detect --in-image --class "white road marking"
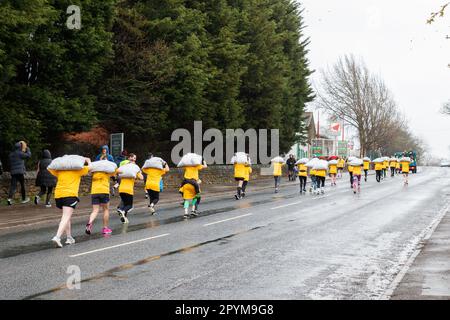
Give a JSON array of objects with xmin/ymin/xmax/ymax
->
[
  {"xmin": 271, "ymin": 201, "xmax": 303, "ymax": 210},
  {"xmin": 69, "ymin": 233, "xmax": 170, "ymax": 258},
  {"xmin": 203, "ymin": 213, "xmax": 253, "ymax": 227}
]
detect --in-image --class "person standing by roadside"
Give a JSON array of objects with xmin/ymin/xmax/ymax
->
[
  {"xmin": 286, "ymin": 154, "xmax": 297, "ymax": 181},
  {"xmin": 7, "ymin": 141, "xmax": 31, "ymax": 205},
  {"xmin": 34, "ymin": 150, "xmax": 57, "ymax": 208}
]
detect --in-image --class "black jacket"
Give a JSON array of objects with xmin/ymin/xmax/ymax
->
[
  {"xmin": 8, "ymin": 142, "xmax": 31, "ymax": 175},
  {"xmin": 36, "ymin": 150, "xmax": 56, "ymax": 187},
  {"xmin": 286, "ymin": 158, "xmax": 296, "ymax": 170}
]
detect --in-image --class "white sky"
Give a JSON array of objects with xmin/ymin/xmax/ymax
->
[{"xmin": 299, "ymin": 0, "xmax": 450, "ymax": 158}]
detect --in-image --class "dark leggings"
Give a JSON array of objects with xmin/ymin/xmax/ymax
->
[
  {"xmin": 349, "ymin": 172, "xmax": 353, "ymax": 186},
  {"xmin": 9, "ymin": 174, "xmax": 26, "ymax": 200},
  {"xmin": 317, "ymin": 176, "xmax": 325, "ymax": 188},
  {"xmin": 147, "ymin": 189, "xmax": 160, "ymax": 206},
  {"xmin": 391, "ymin": 167, "xmax": 395, "ymax": 177},
  {"xmin": 181, "ymin": 179, "xmax": 200, "ymax": 194},
  {"xmin": 242, "ymin": 180, "xmax": 248, "ymax": 192},
  {"xmin": 376, "ymin": 170, "xmax": 382, "ymax": 182},
  {"xmin": 299, "ymin": 176, "xmax": 307, "ymax": 190},
  {"xmin": 119, "ymin": 193, "xmax": 133, "ymax": 213},
  {"xmin": 364, "ymin": 170, "xmax": 368, "ymax": 180},
  {"xmin": 38, "ymin": 186, "xmax": 53, "ymax": 204},
  {"xmin": 274, "ymin": 176, "xmax": 281, "ymax": 188}
]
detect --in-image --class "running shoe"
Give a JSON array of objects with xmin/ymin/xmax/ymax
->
[
  {"xmin": 65, "ymin": 236, "xmax": 76, "ymax": 245},
  {"xmin": 234, "ymin": 194, "xmax": 240, "ymax": 200},
  {"xmin": 7, "ymin": 199, "xmax": 12, "ymax": 206},
  {"xmin": 117, "ymin": 208, "xmax": 126, "ymax": 222},
  {"xmin": 183, "ymin": 214, "xmax": 190, "ymax": 219},
  {"xmin": 190, "ymin": 210, "xmax": 198, "ymax": 217},
  {"xmin": 241, "ymin": 192, "xmax": 246, "ymax": 198},
  {"xmin": 45, "ymin": 202, "xmax": 52, "ymax": 208},
  {"xmin": 51, "ymin": 236, "xmax": 63, "ymax": 248},
  {"xmin": 21, "ymin": 197, "xmax": 30, "ymax": 204},
  {"xmin": 34, "ymin": 195, "xmax": 40, "ymax": 205},
  {"xmin": 102, "ymin": 227, "xmax": 112, "ymax": 234},
  {"xmin": 85, "ymin": 223, "xmax": 93, "ymax": 235},
  {"xmin": 149, "ymin": 206, "xmax": 156, "ymax": 215}
]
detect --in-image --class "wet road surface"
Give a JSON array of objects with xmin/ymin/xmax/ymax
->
[{"xmin": 1, "ymin": 167, "xmax": 449, "ymax": 300}]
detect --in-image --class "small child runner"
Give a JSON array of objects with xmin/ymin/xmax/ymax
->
[
  {"xmin": 179, "ymin": 182, "xmax": 201, "ymax": 218},
  {"xmin": 48, "ymin": 157, "xmax": 91, "ymax": 248},
  {"xmin": 117, "ymin": 154, "xmax": 144, "ymax": 223},
  {"xmin": 273, "ymin": 159, "xmax": 284, "ymax": 193},
  {"xmin": 234, "ymin": 161, "xmax": 247, "ymax": 200},
  {"xmin": 142, "ymin": 160, "xmax": 169, "ymax": 215}
]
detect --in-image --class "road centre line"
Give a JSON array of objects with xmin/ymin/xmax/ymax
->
[
  {"xmin": 203, "ymin": 213, "xmax": 253, "ymax": 227},
  {"xmin": 69, "ymin": 233, "xmax": 170, "ymax": 258}
]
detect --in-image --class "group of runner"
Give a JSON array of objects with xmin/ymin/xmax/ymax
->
[{"xmin": 268, "ymin": 154, "xmax": 413, "ymax": 197}]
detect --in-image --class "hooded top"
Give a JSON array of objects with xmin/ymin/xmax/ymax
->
[
  {"xmin": 95, "ymin": 145, "xmax": 115, "ymax": 162},
  {"xmin": 36, "ymin": 149, "xmax": 56, "ymax": 187},
  {"xmin": 8, "ymin": 142, "xmax": 31, "ymax": 175}
]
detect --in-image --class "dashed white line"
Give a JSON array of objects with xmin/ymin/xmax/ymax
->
[
  {"xmin": 69, "ymin": 233, "xmax": 170, "ymax": 258},
  {"xmin": 203, "ymin": 213, "xmax": 253, "ymax": 227}
]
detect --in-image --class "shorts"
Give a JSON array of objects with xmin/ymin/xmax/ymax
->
[
  {"xmin": 234, "ymin": 177, "xmax": 245, "ymax": 181},
  {"xmin": 55, "ymin": 197, "xmax": 80, "ymax": 210},
  {"xmin": 402, "ymin": 171, "xmax": 409, "ymax": 175},
  {"xmin": 91, "ymin": 194, "xmax": 110, "ymax": 205}
]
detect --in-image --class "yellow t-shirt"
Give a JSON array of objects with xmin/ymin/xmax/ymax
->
[
  {"xmin": 315, "ymin": 169, "xmax": 327, "ymax": 177},
  {"xmin": 119, "ymin": 172, "xmax": 143, "ymax": 195},
  {"xmin": 383, "ymin": 161, "xmax": 388, "ymax": 169},
  {"xmin": 243, "ymin": 166, "xmax": 252, "ymax": 182},
  {"xmin": 329, "ymin": 165, "xmax": 337, "ymax": 174},
  {"xmin": 179, "ymin": 184, "xmax": 196, "ymax": 200},
  {"xmin": 273, "ymin": 163, "xmax": 283, "ymax": 176},
  {"xmin": 390, "ymin": 161, "xmax": 397, "ymax": 168},
  {"xmin": 91, "ymin": 172, "xmax": 115, "ymax": 195},
  {"xmin": 297, "ymin": 164, "xmax": 307, "ymax": 177},
  {"xmin": 353, "ymin": 165, "xmax": 362, "ymax": 175},
  {"xmin": 310, "ymin": 169, "xmax": 316, "ymax": 176},
  {"xmin": 184, "ymin": 165, "xmax": 203, "ymax": 180},
  {"xmin": 234, "ymin": 163, "xmax": 247, "ymax": 179},
  {"xmin": 347, "ymin": 165, "xmax": 354, "ymax": 173},
  {"xmin": 396, "ymin": 162, "xmax": 400, "ymax": 169},
  {"xmin": 143, "ymin": 168, "xmax": 166, "ymax": 192},
  {"xmin": 363, "ymin": 161, "xmax": 370, "ymax": 170},
  {"xmin": 49, "ymin": 167, "xmax": 89, "ymax": 199},
  {"xmin": 337, "ymin": 159, "xmax": 345, "ymax": 168},
  {"xmin": 401, "ymin": 162, "xmax": 410, "ymax": 173},
  {"xmin": 375, "ymin": 163, "xmax": 383, "ymax": 171}
]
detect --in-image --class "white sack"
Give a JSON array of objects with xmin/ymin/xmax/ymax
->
[
  {"xmin": 143, "ymin": 157, "xmax": 166, "ymax": 170},
  {"xmin": 373, "ymin": 158, "xmax": 383, "ymax": 163},
  {"xmin": 231, "ymin": 152, "xmax": 250, "ymax": 165},
  {"xmin": 313, "ymin": 160, "xmax": 329, "ymax": 170},
  {"xmin": 295, "ymin": 158, "xmax": 309, "ymax": 165},
  {"xmin": 118, "ymin": 163, "xmax": 141, "ymax": 178},
  {"xmin": 48, "ymin": 155, "xmax": 86, "ymax": 171},
  {"xmin": 349, "ymin": 158, "xmax": 363, "ymax": 166},
  {"xmin": 271, "ymin": 156, "xmax": 285, "ymax": 163},
  {"xmin": 177, "ymin": 153, "xmax": 203, "ymax": 168},
  {"xmin": 400, "ymin": 157, "xmax": 411, "ymax": 162},
  {"xmin": 328, "ymin": 160, "xmax": 338, "ymax": 165},
  {"xmin": 89, "ymin": 160, "xmax": 117, "ymax": 173},
  {"xmin": 305, "ymin": 158, "xmax": 319, "ymax": 168},
  {"xmin": 363, "ymin": 157, "xmax": 371, "ymax": 162}
]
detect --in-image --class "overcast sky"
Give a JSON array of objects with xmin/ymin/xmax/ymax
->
[{"xmin": 299, "ymin": 0, "xmax": 450, "ymax": 158}]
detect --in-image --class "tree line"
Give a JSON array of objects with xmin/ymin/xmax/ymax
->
[
  {"xmin": 317, "ymin": 55, "xmax": 426, "ymax": 161},
  {"xmin": 0, "ymin": 0, "xmax": 314, "ymax": 167}
]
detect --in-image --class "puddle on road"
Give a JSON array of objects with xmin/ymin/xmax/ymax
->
[{"xmin": 23, "ymin": 225, "xmax": 266, "ymax": 300}]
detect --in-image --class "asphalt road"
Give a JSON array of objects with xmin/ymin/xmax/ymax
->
[{"xmin": 1, "ymin": 167, "xmax": 449, "ymax": 300}]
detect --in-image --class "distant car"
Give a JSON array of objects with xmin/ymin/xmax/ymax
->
[{"xmin": 440, "ymin": 160, "xmax": 450, "ymax": 167}]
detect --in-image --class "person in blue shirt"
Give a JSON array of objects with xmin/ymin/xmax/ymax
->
[{"xmin": 95, "ymin": 145, "xmax": 115, "ymax": 162}]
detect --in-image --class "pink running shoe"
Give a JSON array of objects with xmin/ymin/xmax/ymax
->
[{"xmin": 102, "ymin": 227, "xmax": 112, "ymax": 234}]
